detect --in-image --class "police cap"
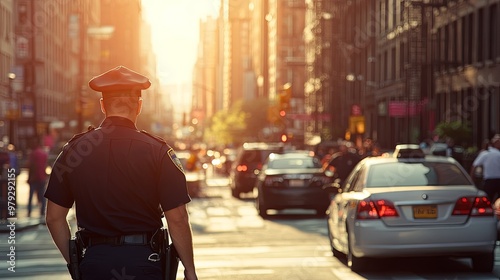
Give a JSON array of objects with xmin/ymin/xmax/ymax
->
[{"xmin": 88, "ymin": 66, "xmax": 151, "ymax": 98}]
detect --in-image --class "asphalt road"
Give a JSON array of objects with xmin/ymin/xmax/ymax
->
[{"xmin": 2, "ymin": 169, "xmax": 500, "ymax": 279}]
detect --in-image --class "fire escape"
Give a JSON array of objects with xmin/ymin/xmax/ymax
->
[{"xmin": 402, "ymin": 0, "xmax": 448, "ymax": 143}]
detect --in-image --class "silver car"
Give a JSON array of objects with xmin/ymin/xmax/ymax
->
[{"xmin": 326, "ymin": 146, "xmax": 497, "ymax": 272}]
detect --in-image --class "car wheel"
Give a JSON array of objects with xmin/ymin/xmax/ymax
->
[
  {"xmin": 347, "ymin": 230, "xmax": 368, "ymax": 272},
  {"xmin": 471, "ymin": 251, "xmax": 494, "ymax": 272},
  {"xmin": 327, "ymin": 219, "xmax": 342, "ymax": 259},
  {"xmin": 256, "ymin": 192, "xmax": 268, "ymax": 218},
  {"xmin": 231, "ymin": 187, "xmax": 240, "ymax": 199}
]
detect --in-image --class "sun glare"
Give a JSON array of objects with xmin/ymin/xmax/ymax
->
[{"xmin": 142, "ymin": 0, "xmax": 219, "ymax": 84}]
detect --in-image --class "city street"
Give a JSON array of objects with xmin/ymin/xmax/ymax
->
[{"xmin": 2, "ymin": 168, "xmax": 500, "ymax": 279}]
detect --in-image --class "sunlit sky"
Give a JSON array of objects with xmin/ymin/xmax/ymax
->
[{"xmin": 142, "ymin": 0, "xmax": 219, "ymax": 85}]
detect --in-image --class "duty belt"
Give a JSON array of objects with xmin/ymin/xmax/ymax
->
[{"xmin": 87, "ymin": 233, "xmax": 152, "ymax": 247}]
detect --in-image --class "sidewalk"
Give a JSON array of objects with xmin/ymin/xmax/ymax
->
[{"xmin": 0, "ymin": 168, "xmax": 46, "ymax": 233}]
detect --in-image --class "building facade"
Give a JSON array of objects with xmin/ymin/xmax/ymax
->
[
  {"xmin": 2, "ymin": 0, "xmax": 159, "ymax": 154},
  {"xmin": 306, "ymin": 0, "xmax": 499, "ymax": 149},
  {"xmin": 0, "ymin": 0, "xmax": 16, "ymax": 146}
]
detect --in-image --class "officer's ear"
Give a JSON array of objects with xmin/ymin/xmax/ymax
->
[
  {"xmin": 136, "ymin": 98, "xmax": 143, "ymax": 115},
  {"xmin": 99, "ymin": 98, "xmax": 106, "ymax": 114}
]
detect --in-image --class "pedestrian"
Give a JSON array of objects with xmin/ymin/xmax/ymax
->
[
  {"xmin": 7, "ymin": 144, "xmax": 20, "ymax": 175},
  {"xmin": 469, "ymin": 138, "xmax": 491, "ymax": 188},
  {"xmin": 44, "ymin": 66, "xmax": 198, "ymax": 280},
  {"xmin": 26, "ymin": 138, "xmax": 48, "ymax": 218},
  {"xmin": 324, "ymin": 141, "xmax": 361, "ymax": 183},
  {"xmin": 470, "ymin": 134, "xmax": 500, "ymax": 202},
  {"xmin": 493, "ymin": 198, "xmax": 500, "ymax": 240}
]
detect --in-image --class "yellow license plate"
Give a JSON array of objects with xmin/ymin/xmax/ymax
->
[{"xmin": 413, "ymin": 205, "xmax": 437, "ymax": 219}]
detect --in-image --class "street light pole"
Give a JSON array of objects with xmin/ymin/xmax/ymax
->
[{"xmin": 7, "ymin": 73, "xmax": 16, "ymax": 146}]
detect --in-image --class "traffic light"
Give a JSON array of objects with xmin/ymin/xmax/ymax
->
[{"xmin": 280, "ymin": 133, "xmax": 288, "ymax": 142}]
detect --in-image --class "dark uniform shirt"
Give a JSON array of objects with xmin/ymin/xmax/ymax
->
[{"xmin": 45, "ymin": 116, "xmax": 191, "ymax": 236}]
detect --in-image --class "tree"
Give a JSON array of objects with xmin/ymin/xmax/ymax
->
[
  {"xmin": 204, "ymin": 98, "xmax": 272, "ymax": 146},
  {"xmin": 434, "ymin": 121, "xmax": 472, "ymax": 146},
  {"xmin": 204, "ymin": 107, "xmax": 246, "ymax": 146},
  {"xmin": 240, "ymin": 97, "xmax": 271, "ymax": 138}
]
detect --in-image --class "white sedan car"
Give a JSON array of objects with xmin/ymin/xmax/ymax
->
[{"xmin": 326, "ymin": 148, "xmax": 497, "ymax": 272}]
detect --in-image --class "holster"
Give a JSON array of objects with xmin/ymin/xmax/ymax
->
[
  {"xmin": 68, "ymin": 232, "xmax": 84, "ymax": 280},
  {"xmin": 153, "ymin": 228, "xmax": 180, "ymax": 280}
]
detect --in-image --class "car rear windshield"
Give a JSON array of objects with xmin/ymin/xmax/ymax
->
[
  {"xmin": 366, "ymin": 162, "xmax": 471, "ymax": 187},
  {"xmin": 268, "ymin": 157, "xmax": 322, "ymax": 169},
  {"xmin": 240, "ymin": 150, "xmax": 277, "ymax": 165}
]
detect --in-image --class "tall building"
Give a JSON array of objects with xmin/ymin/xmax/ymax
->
[
  {"xmin": 268, "ymin": 0, "xmax": 307, "ymax": 145},
  {"xmin": 431, "ymin": 1, "xmax": 500, "ymax": 147},
  {"xmin": 9, "ymin": 0, "xmax": 102, "ymax": 151},
  {"xmin": 0, "ymin": 0, "xmax": 16, "ymax": 145},
  {"xmin": 4, "ymin": 0, "xmax": 160, "ymax": 154},
  {"xmin": 193, "ymin": 17, "xmax": 219, "ymax": 128},
  {"xmin": 306, "ymin": 0, "xmax": 499, "ymax": 149},
  {"xmin": 220, "ymin": 0, "xmax": 253, "ymax": 110}
]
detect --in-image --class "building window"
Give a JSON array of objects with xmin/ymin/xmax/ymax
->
[
  {"xmin": 392, "ymin": 0, "xmax": 397, "ymax": 28},
  {"xmin": 467, "ymin": 13, "xmax": 473, "ymax": 65},
  {"xmin": 488, "ymin": 4, "xmax": 497, "ymax": 60},
  {"xmin": 444, "ymin": 25, "xmax": 449, "ymax": 70},
  {"xmin": 461, "ymin": 17, "xmax": 466, "ymax": 66},
  {"xmin": 400, "ymin": 0, "xmax": 404, "ymax": 22},
  {"xmin": 438, "ymin": 27, "xmax": 446, "ymax": 71},
  {"xmin": 477, "ymin": 8, "xmax": 484, "ymax": 63},
  {"xmin": 452, "ymin": 21, "xmax": 458, "ymax": 68},
  {"xmin": 391, "ymin": 47, "xmax": 396, "ymax": 81},
  {"xmin": 385, "ymin": 0, "xmax": 389, "ymax": 32},
  {"xmin": 400, "ymin": 42, "xmax": 405, "ymax": 78},
  {"xmin": 384, "ymin": 51, "xmax": 388, "ymax": 82}
]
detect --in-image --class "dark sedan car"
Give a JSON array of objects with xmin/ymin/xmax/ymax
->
[
  {"xmin": 229, "ymin": 142, "xmax": 284, "ymax": 198},
  {"xmin": 255, "ymin": 152, "xmax": 334, "ymax": 217}
]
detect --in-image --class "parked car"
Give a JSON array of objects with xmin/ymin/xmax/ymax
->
[
  {"xmin": 255, "ymin": 152, "xmax": 334, "ymax": 217},
  {"xmin": 325, "ymin": 145, "xmax": 497, "ymax": 272},
  {"xmin": 176, "ymin": 150, "xmax": 205, "ymax": 198},
  {"xmin": 229, "ymin": 142, "xmax": 284, "ymax": 198}
]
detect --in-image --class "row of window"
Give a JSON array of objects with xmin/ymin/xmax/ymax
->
[
  {"xmin": 375, "ymin": 3, "xmax": 499, "ymax": 85},
  {"xmin": 434, "ymin": 4, "xmax": 499, "ymax": 71}
]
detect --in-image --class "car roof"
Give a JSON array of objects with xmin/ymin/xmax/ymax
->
[
  {"xmin": 360, "ymin": 154, "xmax": 460, "ymax": 167},
  {"xmin": 267, "ymin": 152, "xmax": 314, "ymax": 160},
  {"xmin": 241, "ymin": 142, "xmax": 284, "ymax": 150}
]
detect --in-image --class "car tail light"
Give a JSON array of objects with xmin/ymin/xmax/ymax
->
[
  {"xmin": 236, "ymin": 165, "xmax": 248, "ymax": 172},
  {"xmin": 356, "ymin": 199, "xmax": 399, "ymax": 219},
  {"xmin": 452, "ymin": 196, "xmax": 493, "ymax": 216},
  {"xmin": 264, "ymin": 177, "xmax": 284, "ymax": 186}
]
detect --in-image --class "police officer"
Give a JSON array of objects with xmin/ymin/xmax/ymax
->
[
  {"xmin": 324, "ymin": 141, "xmax": 361, "ymax": 183},
  {"xmin": 44, "ymin": 66, "xmax": 198, "ymax": 280},
  {"xmin": 472, "ymin": 134, "xmax": 500, "ymax": 202}
]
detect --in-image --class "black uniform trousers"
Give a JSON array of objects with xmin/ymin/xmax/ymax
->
[
  {"xmin": 483, "ymin": 178, "xmax": 500, "ymax": 203},
  {"xmin": 80, "ymin": 244, "xmax": 162, "ymax": 280}
]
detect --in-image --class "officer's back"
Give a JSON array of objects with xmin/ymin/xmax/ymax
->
[{"xmin": 44, "ymin": 66, "xmax": 198, "ymax": 280}]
